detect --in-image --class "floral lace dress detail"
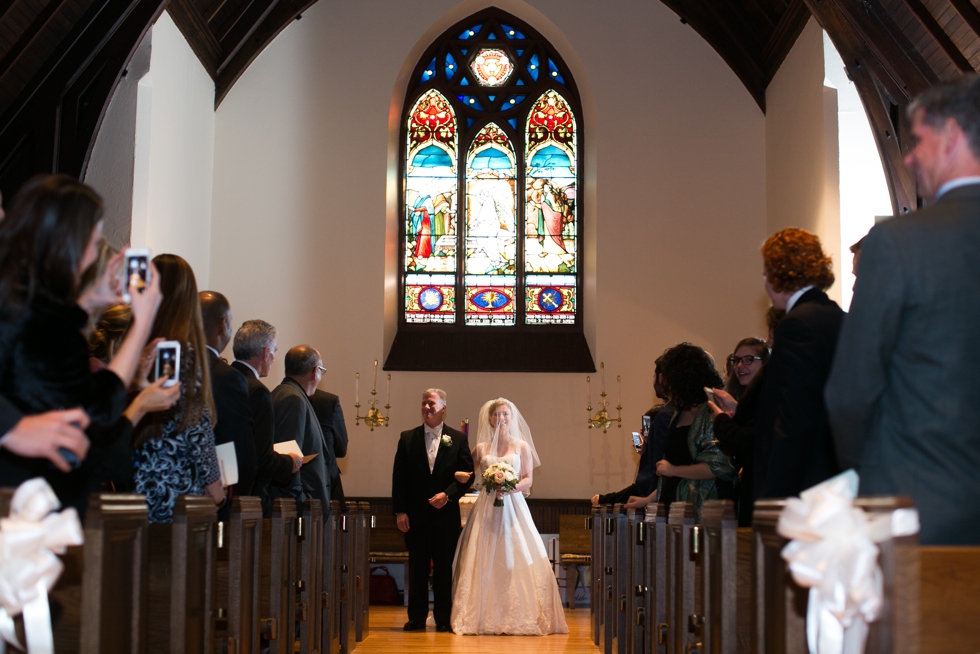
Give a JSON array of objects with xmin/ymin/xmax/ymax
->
[{"xmin": 451, "ymin": 453, "xmax": 568, "ymax": 635}]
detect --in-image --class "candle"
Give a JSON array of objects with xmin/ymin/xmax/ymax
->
[
  {"xmin": 386, "ymin": 374, "xmax": 391, "ymax": 406},
  {"xmin": 373, "ymin": 360, "xmax": 379, "ymax": 399},
  {"xmin": 617, "ymin": 375, "xmax": 622, "ymax": 407},
  {"xmin": 355, "ymin": 372, "xmax": 359, "ymax": 406},
  {"xmin": 586, "ymin": 375, "xmax": 591, "ymax": 409}
]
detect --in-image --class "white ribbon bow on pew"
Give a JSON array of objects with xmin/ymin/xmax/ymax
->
[
  {"xmin": 776, "ymin": 470, "xmax": 919, "ymax": 654},
  {"xmin": 0, "ymin": 478, "xmax": 83, "ymax": 654}
]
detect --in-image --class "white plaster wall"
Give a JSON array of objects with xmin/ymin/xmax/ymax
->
[
  {"xmin": 210, "ymin": 0, "xmax": 768, "ymax": 498},
  {"xmin": 129, "ymin": 12, "xmax": 216, "ymax": 287},
  {"xmin": 765, "ymin": 18, "xmax": 842, "ymax": 304}
]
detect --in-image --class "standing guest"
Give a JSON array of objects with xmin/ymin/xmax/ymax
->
[
  {"xmin": 133, "ymin": 254, "xmax": 224, "ymax": 523},
  {"xmin": 849, "ymin": 236, "xmax": 865, "ymax": 277},
  {"xmin": 309, "ymin": 388, "xmax": 349, "ymax": 505},
  {"xmin": 709, "ymin": 337, "xmax": 770, "ymax": 526},
  {"xmin": 826, "ymin": 76, "xmax": 980, "ymax": 545},
  {"xmin": 592, "ymin": 356, "xmax": 672, "ymax": 506},
  {"xmin": 199, "ymin": 291, "xmax": 258, "ymax": 504},
  {"xmin": 0, "ymin": 175, "xmax": 162, "ymax": 509},
  {"xmin": 272, "ymin": 346, "xmax": 332, "ymax": 506},
  {"xmin": 392, "ymin": 389, "xmax": 473, "ymax": 632},
  {"xmin": 723, "ymin": 338, "xmax": 769, "ymax": 402},
  {"xmin": 231, "ymin": 320, "xmax": 301, "ymax": 517},
  {"xmin": 756, "ymin": 228, "xmax": 843, "ymax": 499}
]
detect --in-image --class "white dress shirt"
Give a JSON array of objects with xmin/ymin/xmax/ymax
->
[
  {"xmin": 936, "ymin": 176, "xmax": 980, "ymax": 199},
  {"xmin": 236, "ymin": 360, "xmax": 260, "ymax": 379},
  {"xmin": 424, "ymin": 422, "xmax": 443, "ymax": 473},
  {"xmin": 786, "ymin": 285, "xmax": 815, "ymax": 314}
]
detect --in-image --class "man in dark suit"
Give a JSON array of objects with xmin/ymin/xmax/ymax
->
[
  {"xmin": 230, "ymin": 319, "xmax": 301, "ymax": 517},
  {"xmin": 272, "ymin": 346, "xmax": 333, "ymax": 506},
  {"xmin": 755, "ymin": 228, "xmax": 844, "ymax": 499},
  {"xmin": 200, "ymin": 291, "xmax": 256, "ymax": 511},
  {"xmin": 826, "ymin": 76, "xmax": 980, "ymax": 545},
  {"xmin": 309, "ymin": 389, "xmax": 348, "ymax": 504},
  {"xmin": 392, "ymin": 389, "xmax": 473, "ymax": 632}
]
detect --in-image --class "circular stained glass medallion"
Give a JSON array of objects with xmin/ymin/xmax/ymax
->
[
  {"xmin": 419, "ymin": 287, "xmax": 444, "ymax": 311},
  {"xmin": 537, "ymin": 287, "xmax": 564, "ymax": 312},
  {"xmin": 470, "ymin": 48, "xmax": 514, "ymax": 87},
  {"xmin": 469, "ymin": 288, "xmax": 512, "ymax": 310}
]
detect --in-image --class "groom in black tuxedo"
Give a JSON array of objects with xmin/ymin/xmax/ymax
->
[{"xmin": 392, "ymin": 389, "xmax": 473, "ymax": 632}]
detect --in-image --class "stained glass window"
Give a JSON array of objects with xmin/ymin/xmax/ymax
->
[{"xmin": 398, "ymin": 10, "xmax": 583, "ymax": 343}]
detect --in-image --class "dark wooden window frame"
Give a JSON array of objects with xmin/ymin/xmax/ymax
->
[{"xmin": 385, "ymin": 8, "xmax": 595, "ymax": 373}]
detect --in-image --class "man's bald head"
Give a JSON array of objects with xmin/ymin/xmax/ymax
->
[
  {"xmin": 284, "ymin": 345, "xmax": 324, "ymax": 396},
  {"xmin": 199, "ymin": 291, "xmax": 232, "ymax": 352}
]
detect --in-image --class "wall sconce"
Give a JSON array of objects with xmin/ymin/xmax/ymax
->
[
  {"xmin": 586, "ymin": 362, "xmax": 622, "ymax": 433},
  {"xmin": 355, "ymin": 360, "xmax": 390, "ymax": 431}
]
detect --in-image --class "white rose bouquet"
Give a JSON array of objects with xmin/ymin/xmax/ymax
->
[{"xmin": 482, "ymin": 461, "xmax": 519, "ymax": 507}]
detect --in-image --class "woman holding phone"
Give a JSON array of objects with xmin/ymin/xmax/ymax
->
[
  {"xmin": 132, "ymin": 254, "xmax": 223, "ymax": 523},
  {"xmin": 0, "ymin": 175, "xmax": 162, "ymax": 510}
]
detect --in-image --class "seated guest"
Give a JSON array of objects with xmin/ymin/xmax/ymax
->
[
  {"xmin": 200, "ymin": 291, "xmax": 258, "ymax": 507},
  {"xmin": 133, "ymin": 254, "xmax": 224, "ymax": 523},
  {"xmin": 592, "ymin": 356, "xmax": 672, "ymax": 506},
  {"xmin": 0, "ymin": 175, "xmax": 162, "ymax": 508},
  {"xmin": 724, "ymin": 337, "xmax": 769, "ymax": 402},
  {"xmin": 231, "ymin": 320, "xmax": 301, "ymax": 516},
  {"xmin": 309, "ymin": 387, "xmax": 349, "ymax": 505},
  {"xmin": 756, "ymin": 228, "xmax": 843, "ymax": 499},
  {"xmin": 709, "ymin": 336, "xmax": 770, "ymax": 526},
  {"xmin": 272, "ymin": 346, "xmax": 333, "ymax": 506},
  {"xmin": 627, "ymin": 344, "xmax": 736, "ymax": 523}
]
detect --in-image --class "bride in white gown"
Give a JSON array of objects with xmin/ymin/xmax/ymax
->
[{"xmin": 450, "ymin": 398, "xmax": 568, "ymax": 635}]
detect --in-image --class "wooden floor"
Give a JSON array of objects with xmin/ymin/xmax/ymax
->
[{"xmin": 356, "ymin": 605, "xmax": 598, "ymax": 653}]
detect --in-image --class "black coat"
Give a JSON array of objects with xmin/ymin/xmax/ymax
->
[
  {"xmin": 714, "ymin": 367, "xmax": 764, "ymax": 526},
  {"xmin": 208, "ymin": 349, "xmax": 257, "ymax": 495},
  {"xmin": 230, "ymin": 361, "xmax": 294, "ymax": 515},
  {"xmin": 755, "ymin": 289, "xmax": 844, "ymax": 499},
  {"xmin": 392, "ymin": 424, "xmax": 473, "ymax": 528},
  {"xmin": 308, "ymin": 389, "xmax": 349, "ymax": 496},
  {"xmin": 0, "ymin": 296, "xmax": 127, "ymax": 508}
]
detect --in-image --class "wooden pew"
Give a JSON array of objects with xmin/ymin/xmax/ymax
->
[
  {"xmin": 214, "ymin": 496, "xmax": 263, "ymax": 654},
  {"xmin": 753, "ymin": 497, "xmax": 921, "ymax": 654},
  {"xmin": 0, "ymin": 491, "xmax": 151, "ymax": 654},
  {"xmin": 666, "ymin": 502, "xmax": 699, "ymax": 654},
  {"xmin": 591, "ymin": 505, "xmax": 602, "ymax": 646},
  {"xmin": 330, "ymin": 500, "xmax": 354, "ymax": 654},
  {"xmin": 322, "ymin": 502, "xmax": 340, "ymax": 654},
  {"xmin": 354, "ymin": 500, "xmax": 372, "ymax": 641},
  {"xmin": 259, "ymin": 498, "xmax": 298, "ymax": 654},
  {"xmin": 297, "ymin": 499, "xmax": 324, "ymax": 654},
  {"xmin": 920, "ymin": 546, "xmax": 980, "ymax": 653},
  {"xmin": 147, "ymin": 495, "xmax": 217, "ymax": 654},
  {"xmin": 558, "ymin": 514, "xmax": 591, "ymax": 609},
  {"xmin": 612, "ymin": 505, "xmax": 630, "ymax": 653},
  {"xmin": 599, "ymin": 504, "xmax": 619, "ymax": 653},
  {"xmin": 700, "ymin": 499, "xmax": 754, "ymax": 654},
  {"xmin": 625, "ymin": 508, "xmax": 646, "ymax": 654},
  {"xmin": 643, "ymin": 503, "xmax": 669, "ymax": 654}
]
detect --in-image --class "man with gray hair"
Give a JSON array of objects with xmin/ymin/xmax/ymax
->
[
  {"xmin": 826, "ymin": 75, "xmax": 980, "ymax": 545},
  {"xmin": 272, "ymin": 345, "xmax": 333, "ymax": 507},
  {"xmin": 231, "ymin": 320, "xmax": 301, "ymax": 517}
]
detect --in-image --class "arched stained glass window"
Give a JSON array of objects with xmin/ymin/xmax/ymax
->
[{"xmin": 387, "ymin": 9, "xmax": 593, "ymax": 372}]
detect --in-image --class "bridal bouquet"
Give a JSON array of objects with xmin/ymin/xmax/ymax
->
[{"xmin": 482, "ymin": 462, "xmax": 518, "ymax": 507}]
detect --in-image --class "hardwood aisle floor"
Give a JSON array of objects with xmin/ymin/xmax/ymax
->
[{"xmin": 356, "ymin": 605, "xmax": 598, "ymax": 653}]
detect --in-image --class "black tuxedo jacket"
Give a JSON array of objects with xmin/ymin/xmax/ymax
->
[
  {"xmin": 755, "ymin": 288, "xmax": 844, "ymax": 499},
  {"xmin": 308, "ymin": 389, "xmax": 348, "ymax": 483},
  {"xmin": 230, "ymin": 361, "xmax": 294, "ymax": 511},
  {"xmin": 207, "ymin": 349, "xmax": 257, "ymax": 495},
  {"xmin": 392, "ymin": 424, "xmax": 473, "ymax": 527}
]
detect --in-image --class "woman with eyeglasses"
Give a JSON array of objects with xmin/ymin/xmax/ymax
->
[
  {"xmin": 724, "ymin": 337, "xmax": 769, "ymax": 401},
  {"xmin": 131, "ymin": 254, "xmax": 224, "ymax": 523}
]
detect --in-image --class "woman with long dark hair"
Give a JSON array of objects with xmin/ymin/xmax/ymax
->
[
  {"xmin": 132, "ymin": 254, "xmax": 223, "ymax": 523},
  {"xmin": 0, "ymin": 175, "xmax": 161, "ymax": 506}
]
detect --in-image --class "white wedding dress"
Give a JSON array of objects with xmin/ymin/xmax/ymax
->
[{"xmin": 450, "ymin": 452, "xmax": 568, "ymax": 635}]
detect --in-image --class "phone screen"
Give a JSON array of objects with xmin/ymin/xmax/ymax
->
[
  {"xmin": 157, "ymin": 346, "xmax": 178, "ymax": 387},
  {"xmin": 631, "ymin": 431, "xmax": 642, "ymax": 452},
  {"xmin": 127, "ymin": 255, "xmax": 149, "ymax": 294}
]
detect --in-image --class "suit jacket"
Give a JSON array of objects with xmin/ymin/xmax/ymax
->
[
  {"xmin": 826, "ymin": 183, "xmax": 980, "ymax": 545},
  {"xmin": 0, "ymin": 395, "xmax": 21, "ymax": 438},
  {"xmin": 308, "ymin": 389, "xmax": 348, "ymax": 484},
  {"xmin": 755, "ymin": 288, "xmax": 843, "ymax": 499},
  {"xmin": 207, "ymin": 350, "xmax": 257, "ymax": 495},
  {"xmin": 271, "ymin": 377, "xmax": 332, "ymax": 505},
  {"xmin": 391, "ymin": 424, "xmax": 473, "ymax": 528},
  {"xmin": 231, "ymin": 361, "xmax": 294, "ymax": 513}
]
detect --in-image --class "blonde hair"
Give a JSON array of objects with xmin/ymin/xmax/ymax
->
[{"xmin": 423, "ymin": 388, "xmax": 447, "ymax": 403}]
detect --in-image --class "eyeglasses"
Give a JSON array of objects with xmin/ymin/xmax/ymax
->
[
  {"xmin": 728, "ymin": 355, "xmax": 762, "ymax": 367},
  {"xmin": 316, "ymin": 366, "xmax": 327, "ymax": 373}
]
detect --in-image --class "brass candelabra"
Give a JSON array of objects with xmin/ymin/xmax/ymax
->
[
  {"xmin": 586, "ymin": 362, "xmax": 622, "ymax": 433},
  {"xmin": 354, "ymin": 360, "xmax": 390, "ymax": 431}
]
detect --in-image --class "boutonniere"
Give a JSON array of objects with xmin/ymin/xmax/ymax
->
[{"xmin": 440, "ymin": 434, "xmax": 453, "ymax": 449}]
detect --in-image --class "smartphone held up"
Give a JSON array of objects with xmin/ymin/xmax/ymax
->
[
  {"xmin": 155, "ymin": 341, "xmax": 181, "ymax": 388},
  {"xmin": 121, "ymin": 248, "xmax": 151, "ymax": 302}
]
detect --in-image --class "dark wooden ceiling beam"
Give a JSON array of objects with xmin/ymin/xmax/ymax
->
[
  {"xmin": 213, "ymin": 0, "xmax": 257, "ymax": 43},
  {"xmin": 0, "ymin": 0, "xmax": 69, "ymax": 85},
  {"xmin": 201, "ymin": 0, "xmax": 231, "ymax": 23},
  {"xmin": 761, "ymin": 0, "xmax": 811, "ymax": 84},
  {"xmin": 0, "ymin": 0, "xmax": 18, "ymax": 24},
  {"xmin": 902, "ymin": 0, "xmax": 975, "ymax": 72},
  {"xmin": 659, "ymin": 0, "xmax": 768, "ymax": 111},
  {"xmin": 805, "ymin": 0, "xmax": 917, "ymax": 214},
  {"xmin": 167, "ymin": 0, "xmax": 222, "ymax": 79},
  {"xmin": 948, "ymin": 0, "xmax": 980, "ymax": 41},
  {"xmin": 217, "ymin": 0, "xmax": 278, "ymax": 72}
]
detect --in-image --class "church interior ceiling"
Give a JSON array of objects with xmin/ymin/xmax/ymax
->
[{"xmin": 0, "ymin": 0, "xmax": 979, "ymax": 211}]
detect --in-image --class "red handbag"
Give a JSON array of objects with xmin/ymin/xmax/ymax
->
[{"xmin": 369, "ymin": 566, "xmax": 401, "ymax": 605}]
